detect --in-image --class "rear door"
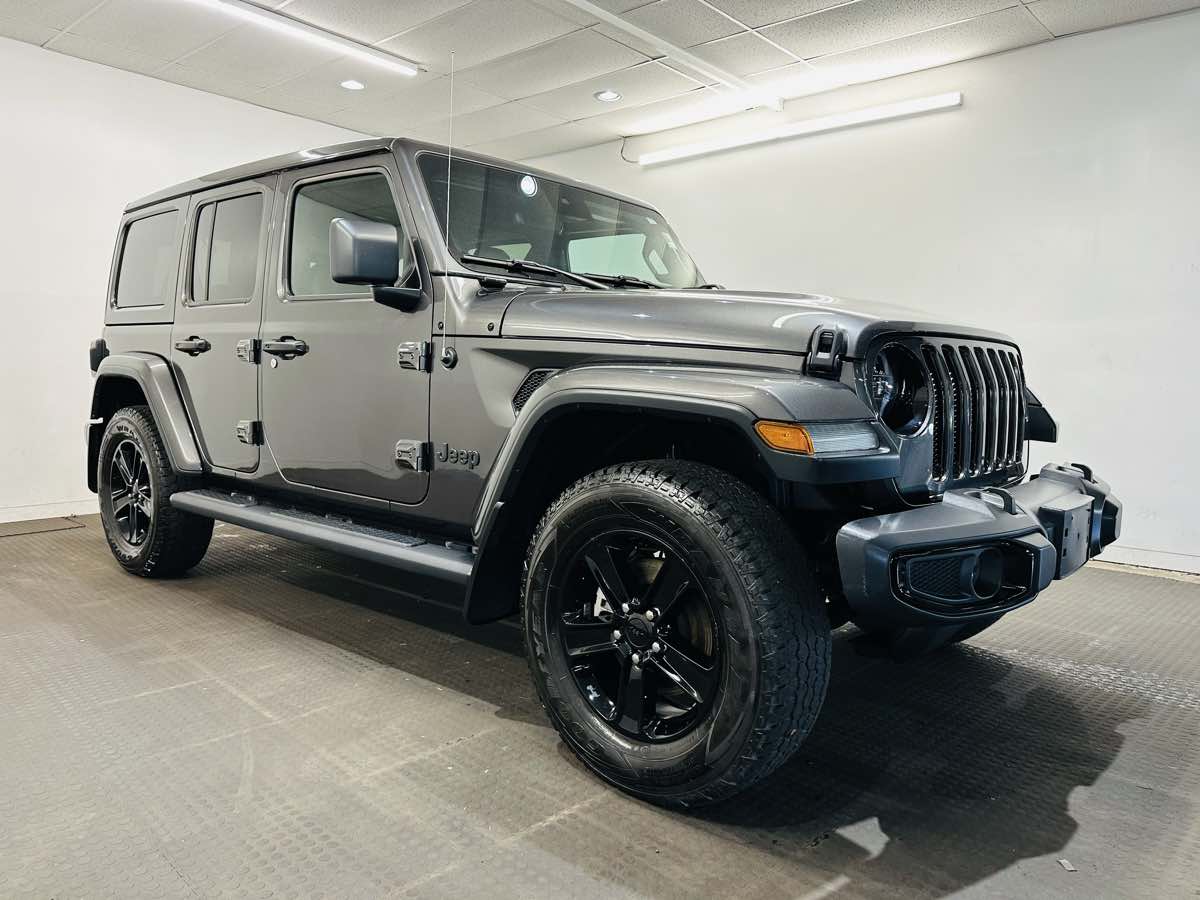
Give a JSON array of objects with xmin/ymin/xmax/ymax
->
[
  {"xmin": 258, "ymin": 156, "xmax": 432, "ymax": 504},
  {"xmin": 171, "ymin": 177, "xmax": 275, "ymax": 472}
]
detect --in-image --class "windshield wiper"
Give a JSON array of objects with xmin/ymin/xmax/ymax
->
[
  {"xmin": 578, "ymin": 272, "xmax": 661, "ymax": 289},
  {"xmin": 460, "ymin": 254, "xmax": 608, "ymax": 290}
]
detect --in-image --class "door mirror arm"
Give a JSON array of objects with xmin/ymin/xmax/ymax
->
[{"xmin": 373, "ymin": 235, "xmax": 428, "ymax": 311}]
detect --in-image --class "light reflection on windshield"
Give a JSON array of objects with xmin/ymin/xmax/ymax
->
[{"xmin": 418, "ymin": 154, "xmax": 703, "ymax": 289}]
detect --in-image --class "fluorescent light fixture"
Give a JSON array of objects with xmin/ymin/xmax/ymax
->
[
  {"xmin": 340, "ymin": 79, "xmax": 365, "ymax": 91},
  {"xmin": 180, "ymin": 0, "xmax": 420, "ymax": 76},
  {"xmin": 593, "ymin": 89, "xmax": 622, "ymax": 103},
  {"xmin": 638, "ymin": 91, "xmax": 963, "ymax": 166}
]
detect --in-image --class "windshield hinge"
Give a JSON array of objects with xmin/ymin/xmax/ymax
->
[{"xmin": 804, "ymin": 326, "xmax": 847, "ymax": 379}]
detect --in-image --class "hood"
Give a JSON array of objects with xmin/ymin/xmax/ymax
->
[{"xmin": 499, "ymin": 288, "xmax": 1016, "ymax": 358}]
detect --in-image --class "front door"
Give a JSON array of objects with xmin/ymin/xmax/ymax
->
[
  {"xmin": 171, "ymin": 176, "xmax": 274, "ymax": 472},
  {"xmin": 259, "ymin": 157, "xmax": 432, "ymax": 505}
]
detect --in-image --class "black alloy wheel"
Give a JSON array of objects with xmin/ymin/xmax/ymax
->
[
  {"xmin": 97, "ymin": 405, "xmax": 213, "ymax": 577},
  {"xmin": 523, "ymin": 461, "xmax": 832, "ymax": 807},
  {"xmin": 553, "ymin": 530, "xmax": 720, "ymax": 743},
  {"xmin": 108, "ymin": 438, "xmax": 153, "ymax": 547}
]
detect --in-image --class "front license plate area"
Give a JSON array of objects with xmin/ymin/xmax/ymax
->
[{"xmin": 1038, "ymin": 494, "xmax": 1093, "ymax": 578}]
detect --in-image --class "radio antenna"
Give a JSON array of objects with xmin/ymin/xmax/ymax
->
[{"xmin": 444, "ymin": 50, "xmax": 455, "ymax": 245}]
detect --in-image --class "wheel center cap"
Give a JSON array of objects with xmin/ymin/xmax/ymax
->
[{"xmin": 625, "ymin": 615, "xmax": 655, "ymax": 649}]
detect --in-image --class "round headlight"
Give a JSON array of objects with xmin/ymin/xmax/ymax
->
[{"xmin": 868, "ymin": 345, "xmax": 930, "ymax": 436}]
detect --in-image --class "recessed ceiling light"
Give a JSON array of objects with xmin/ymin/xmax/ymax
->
[
  {"xmin": 341, "ymin": 79, "xmax": 365, "ymax": 91},
  {"xmin": 593, "ymin": 89, "xmax": 621, "ymax": 103}
]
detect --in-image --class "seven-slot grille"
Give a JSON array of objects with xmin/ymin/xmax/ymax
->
[{"xmin": 920, "ymin": 341, "xmax": 1026, "ymax": 482}]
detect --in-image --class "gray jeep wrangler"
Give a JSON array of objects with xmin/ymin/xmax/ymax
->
[{"xmin": 87, "ymin": 137, "xmax": 1121, "ymax": 806}]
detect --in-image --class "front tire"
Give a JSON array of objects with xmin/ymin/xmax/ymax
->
[
  {"xmin": 522, "ymin": 461, "xmax": 831, "ymax": 807},
  {"xmin": 98, "ymin": 406, "xmax": 213, "ymax": 577}
]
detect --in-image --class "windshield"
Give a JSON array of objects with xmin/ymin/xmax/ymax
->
[{"xmin": 418, "ymin": 153, "xmax": 703, "ymax": 289}]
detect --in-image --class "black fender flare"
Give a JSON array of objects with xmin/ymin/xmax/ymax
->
[
  {"xmin": 463, "ymin": 363, "xmax": 894, "ymax": 623},
  {"xmin": 87, "ymin": 353, "xmax": 203, "ymax": 491}
]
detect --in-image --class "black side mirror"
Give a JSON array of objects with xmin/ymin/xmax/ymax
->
[{"xmin": 329, "ymin": 217, "xmax": 422, "ymax": 310}]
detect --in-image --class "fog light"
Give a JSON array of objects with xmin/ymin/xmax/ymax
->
[{"xmin": 966, "ymin": 547, "xmax": 1004, "ymax": 600}]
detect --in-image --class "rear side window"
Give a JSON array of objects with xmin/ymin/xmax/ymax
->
[
  {"xmin": 191, "ymin": 193, "xmax": 264, "ymax": 304},
  {"xmin": 115, "ymin": 211, "xmax": 179, "ymax": 307},
  {"xmin": 289, "ymin": 172, "xmax": 402, "ymax": 297}
]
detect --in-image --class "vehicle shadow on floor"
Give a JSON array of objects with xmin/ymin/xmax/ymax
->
[
  {"xmin": 221, "ymin": 534, "xmax": 1143, "ymax": 897},
  {"xmin": 686, "ymin": 636, "xmax": 1145, "ymax": 897}
]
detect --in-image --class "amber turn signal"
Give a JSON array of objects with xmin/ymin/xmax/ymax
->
[{"xmin": 754, "ymin": 420, "xmax": 814, "ymax": 455}]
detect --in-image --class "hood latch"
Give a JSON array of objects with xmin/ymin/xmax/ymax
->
[{"xmin": 804, "ymin": 326, "xmax": 847, "ymax": 378}]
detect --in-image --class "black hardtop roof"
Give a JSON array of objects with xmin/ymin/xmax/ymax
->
[{"xmin": 125, "ymin": 136, "xmax": 652, "ymax": 213}]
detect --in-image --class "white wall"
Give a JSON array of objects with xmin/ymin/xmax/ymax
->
[
  {"xmin": 530, "ymin": 11, "xmax": 1200, "ymax": 573},
  {"xmin": 0, "ymin": 37, "xmax": 363, "ymax": 523}
]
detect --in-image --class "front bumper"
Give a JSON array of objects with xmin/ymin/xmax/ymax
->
[{"xmin": 836, "ymin": 463, "xmax": 1122, "ymax": 628}]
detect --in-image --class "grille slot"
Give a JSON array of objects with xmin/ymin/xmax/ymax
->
[
  {"xmin": 512, "ymin": 368, "xmax": 558, "ymax": 413},
  {"xmin": 921, "ymin": 340, "xmax": 1025, "ymax": 486}
]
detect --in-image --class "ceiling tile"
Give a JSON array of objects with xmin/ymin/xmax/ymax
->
[
  {"xmin": 584, "ymin": 86, "xmax": 759, "ymax": 134},
  {"xmin": 377, "ymin": 0, "xmax": 584, "ymax": 73},
  {"xmin": 585, "ymin": 0, "xmax": 657, "ymax": 12},
  {"xmin": 809, "ymin": 5, "xmax": 1049, "ymax": 84},
  {"xmin": 589, "ymin": 20, "xmax": 669, "ymax": 56},
  {"xmin": 522, "ymin": 60, "xmax": 698, "ymax": 119},
  {"xmin": 59, "ymin": 0, "xmax": 237, "ymax": 61},
  {"xmin": 276, "ymin": 0, "xmax": 472, "ymax": 44},
  {"xmin": 0, "ymin": 0, "xmax": 102, "ymax": 30},
  {"xmin": 323, "ymin": 77, "xmax": 507, "ymax": 132},
  {"xmin": 1024, "ymin": 0, "xmax": 1200, "ymax": 36},
  {"xmin": 689, "ymin": 31, "xmax": 795, "ymax": 75},
  {"xmin": 157, "ymin": 62, "xmax": 278, "ymax": 101},
  {"xmin": 459, "ymin": 28, "xmax": 646, "ymax": 99},
  {"xmin": 421, "ymin": 101, "xmax": 566, "ymax": 145},
  {"xmin": 620, "ymin": 0, "xmax": 743, "ymax": 46},
  {"xmin": 746, "ymin": 59, "xmax": 840, "ymax": 97},
  {"xmin": 467, "ymin": 119, "xmax": 618, "ymax": 159},
  {"xmin": 0, "ymin": 15, "xmax": 59, "ymax": 44},
  {"xmin": 255, "ymin": 55, "xmax": 435, "ymax": 111},
  {"xmin": 45, "ymin": 32, "xmax": 172, "ymax": 75},
  {"xmin": 172, "ymin": 23, "xmax": 343, "ymax": 88},
  {"xmin": 761, "ymin": 0, "xmax": 1014, "ymax": 60},
  {"xmin": 704, "ymin": 0, "xmax": 849, "ymax": 28}
]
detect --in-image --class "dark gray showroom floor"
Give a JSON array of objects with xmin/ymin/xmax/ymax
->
[{"xmin": 1, "ymin": 516, "xmax": 1198, "ymax": 899}]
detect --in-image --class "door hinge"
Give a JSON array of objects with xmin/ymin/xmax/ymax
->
[
  {"xmin": 394, "ymin": 439, "xmax": 430, "ymax": 472},
  {"xmin": 397, "ymin": 340, "xmax": 431, "ymax": 372},
  {"xmin": 236, "ymin": 338, "xmax": 261, "ymax": 364},
  {"xmin": 236, "ymin": 420, "xmax": 264, "ymax": 445}
]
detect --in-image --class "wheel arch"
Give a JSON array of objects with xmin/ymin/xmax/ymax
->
[
  {"xmin": 87, "ymin": 353, "xmax": 203, "ymax": 492},
  {"xmin": 463, "ymin": 363, "xmax": 876, "ymax": 624}
]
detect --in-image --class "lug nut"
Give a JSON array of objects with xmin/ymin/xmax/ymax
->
[
  {"xmin": 611, "ymin": 629, "xmax": 621, "ymax": 642},
  {"xmin": 645, "ymin": 610, "xmax": 656, "ymax": 621},
  {"xmin": 631, "ymin": 653, "xmax": 641, "ymax": 666},
  {"xmin": 651, "ymin": 641, "xmax": 661, "ymax": 653},
  {"xmin": 621, "ymin": 603, "xmax": 630, "ymax": 614}
]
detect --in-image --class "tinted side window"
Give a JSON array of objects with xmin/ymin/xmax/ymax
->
[
  {"xmin": 289, "ymin": 173, "xmax": 402, "ymax": 297},
  {"xmin": 191, "ymin": 193, "xmax": 264, "ymax": 304},
  {"xmin": 115, "ymin": 211, "xmax": 179, "ymax": 307}
]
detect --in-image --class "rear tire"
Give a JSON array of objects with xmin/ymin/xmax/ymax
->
[
  {"xmin": 522, "ymin": 461, "xmax": 831, "ymax": 807},
  {"xmin": 98, "ymin": 405, "xmax": 212, "ymax": 577}
]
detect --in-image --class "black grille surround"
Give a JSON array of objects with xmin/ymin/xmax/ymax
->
[{"xmin": 863, "ymin": 336, "xmax": 1028, "ymax": 496}]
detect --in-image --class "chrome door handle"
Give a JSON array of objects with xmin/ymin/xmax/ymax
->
[
  {"xmin": 262, "ymin": 337, "xmax": 309, "ymax": 359},
  {"xmin": 174, "ymin": 336, "xmax": 211, "ymax": 356}
]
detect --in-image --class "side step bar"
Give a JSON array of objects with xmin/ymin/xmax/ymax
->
[{"xmin": 170, "ymin": 489, "xmax": 474, "ymax": 584}]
